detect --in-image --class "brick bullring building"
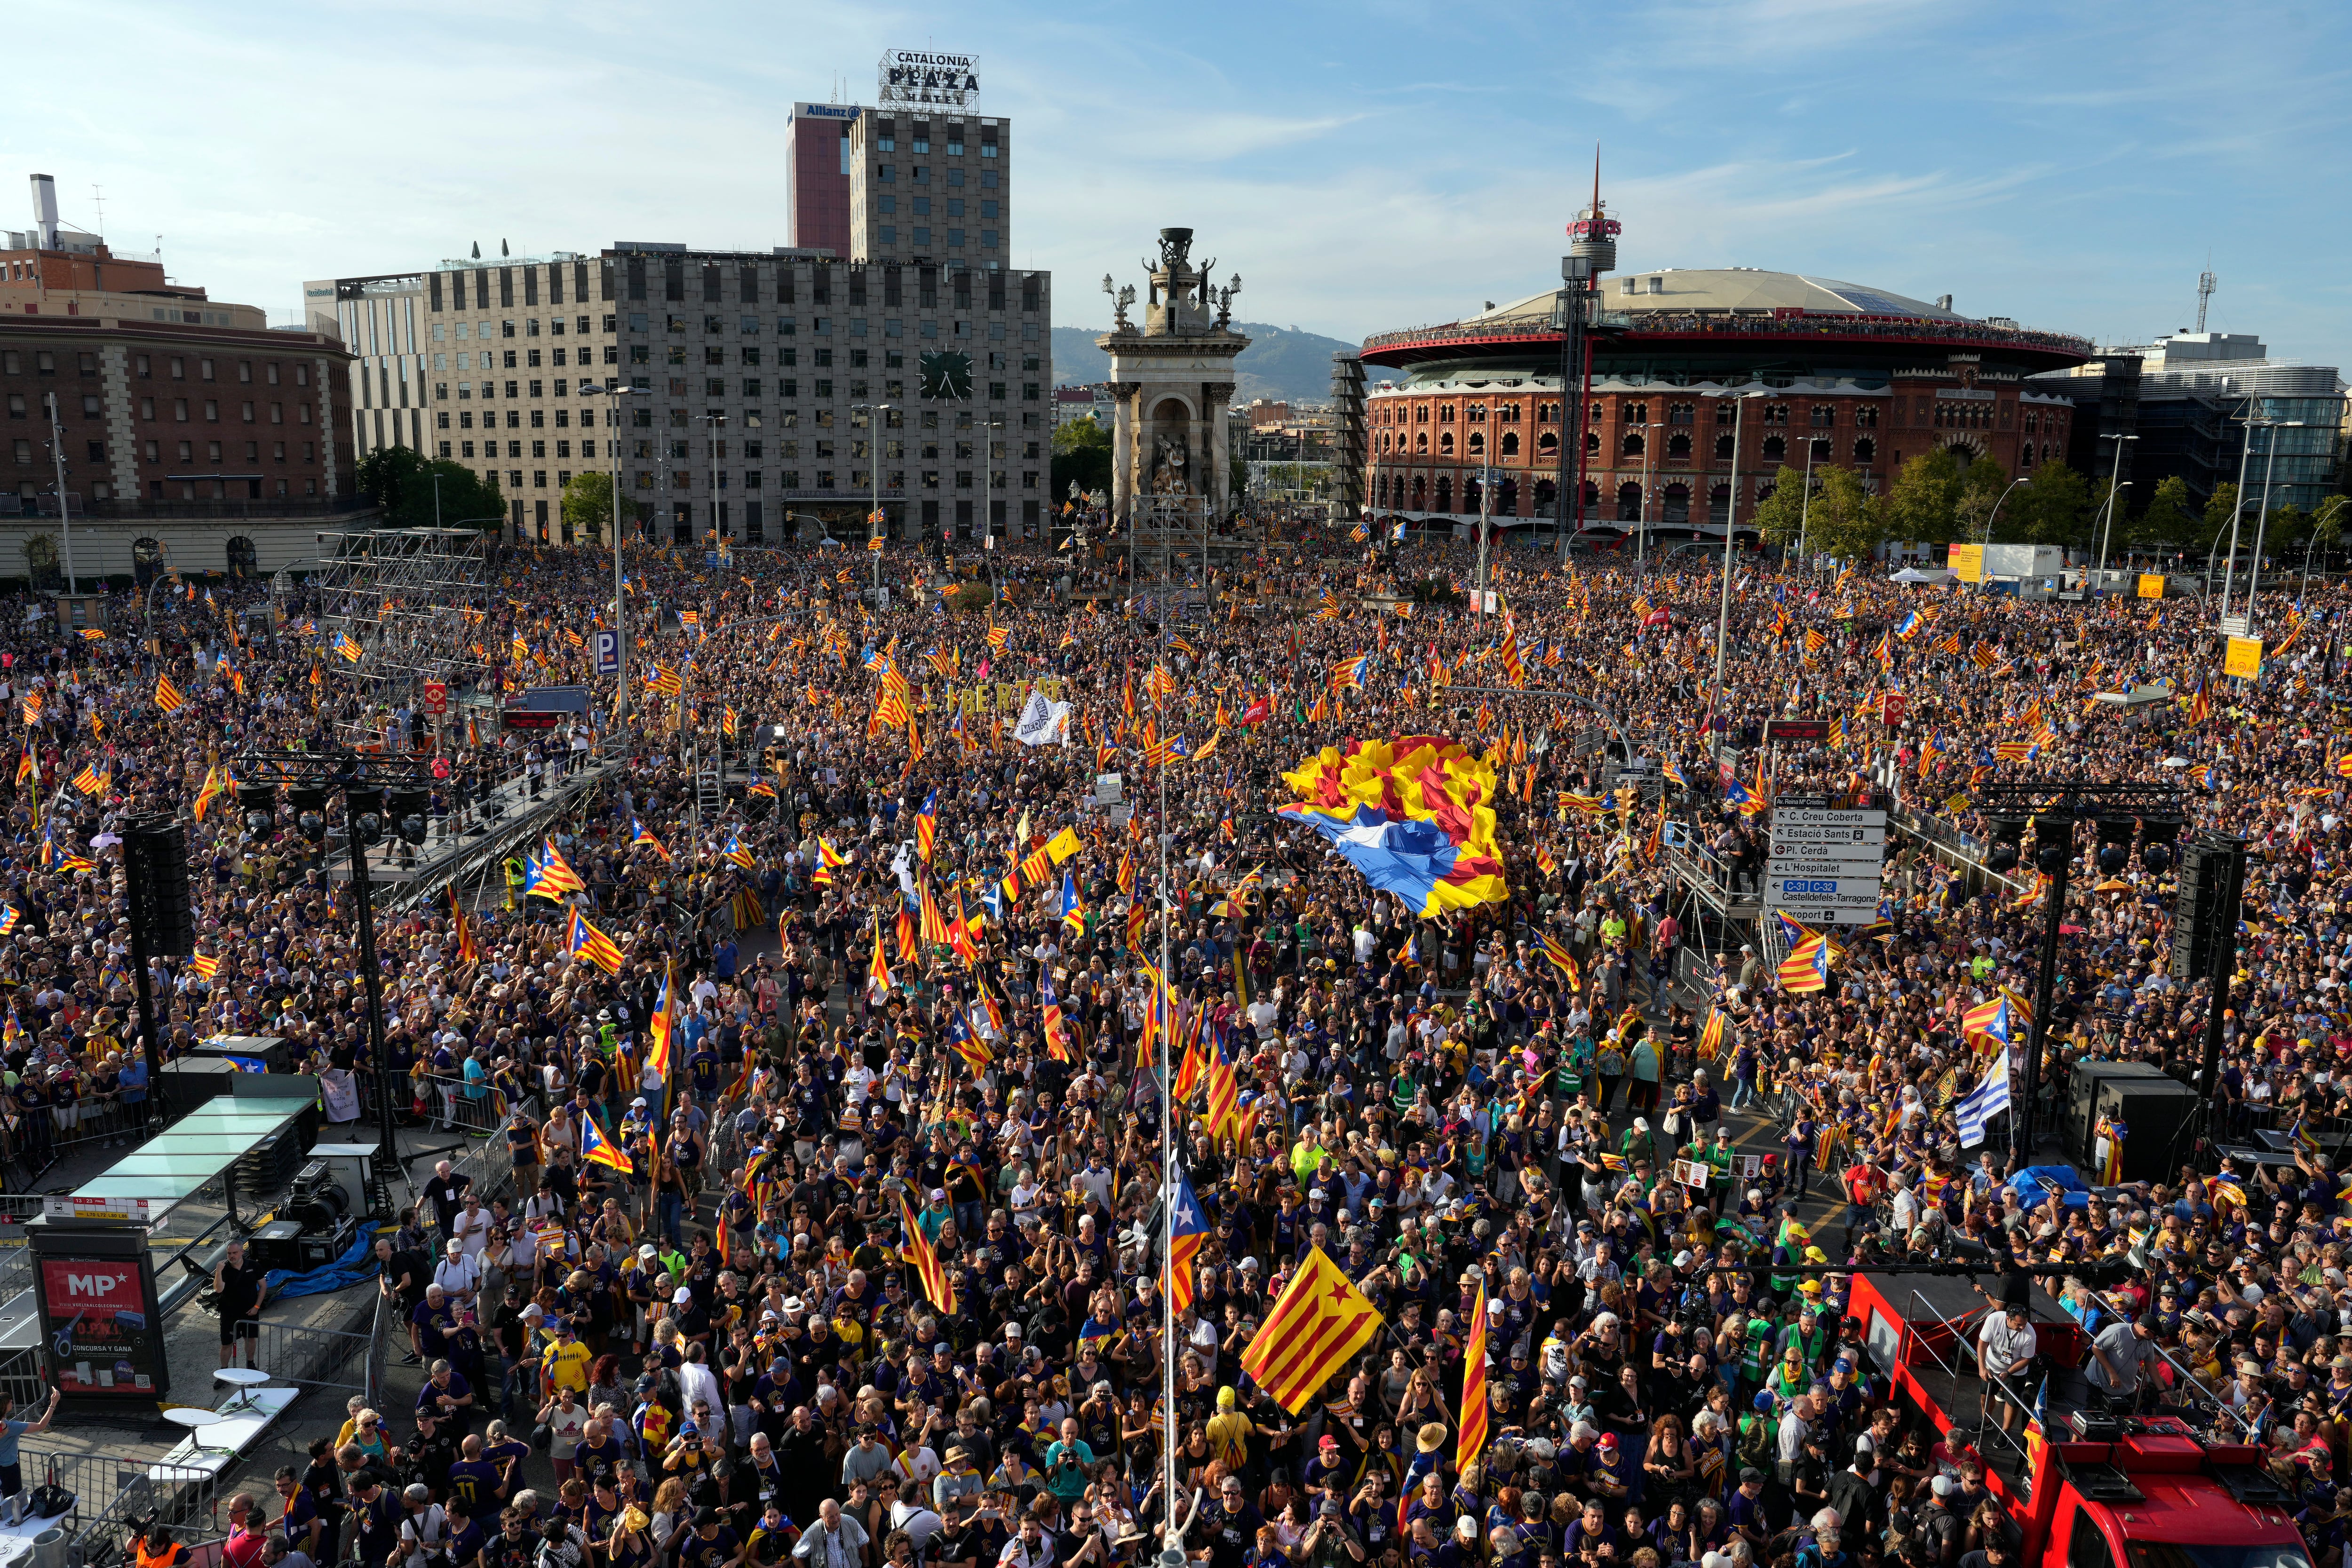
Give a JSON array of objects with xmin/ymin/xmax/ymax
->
[{"xmin": 1359, "ymin": 263, "xmax": 2094, "ymax": 537}]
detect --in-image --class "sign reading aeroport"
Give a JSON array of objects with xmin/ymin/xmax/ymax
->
[{"xmin": 879, "ymin": 49, "xmax": 980, "ymax": 107}]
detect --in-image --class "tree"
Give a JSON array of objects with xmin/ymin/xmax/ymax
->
[
  {"xmin": 356, "ymin": 449, "xmax": 503, "ymax": 531},
  {"xmin": 1749, "ymin": 464, "xmax": 1811, "ymax": 548},
  {"xmin": 1049, "ymin": 415, "xmax": 1112, "ymax": 507},
  {"xmin": 2013, "ymin": 459, "xmax": 2090, "ymax": 547},
  {"xmin": 1808, "ymin": 467, "xmax": 1886, "ymax": 562},
  {"xmin": 2130, "ymin": 475, "xmax": 2197, "ymax": 552},
  {"xmin": 561, "ymin": 472, "xmax": 616, "ymax": 545},
  {"xmin": 2311, "ymin": 495, "xmax": 2348, "ymax": 568},
  {"xmin": 1881, "ymin": 448, "xmax": 1963, "ymax": 544},
  {"xmin": 2201, "ymin": 482, "xmax": 2241, "ymax": 550},
  {"xmin": 1952, "ymin": 457, "xmax": 2013, "ymax": 542}
]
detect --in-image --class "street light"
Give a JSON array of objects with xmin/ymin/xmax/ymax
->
[
  {"xmin": 2242, "ymin": 420, "xmax": 2306, "ymax": 631},
  {"xmin": 1632, "ymin": 422, "xmax": 1662, "ymax": 575},
  {"xmin": 697, "ymin": 411, "xmax": 728, "ymax": 546},
  {"xmin": 42, "ymin": 392, "xmax": 79, "ymax": 592},
  {"xmin": 853, "ymin": 403, "xmax": 893, "ymax": 600},
  {"xmin": 1709, "ymin": 391, "xmax": 1766, "ymax": 733},
  {"xmin": 1976, "ymin": 475, "xmax": 2028, "ymax": 589},
  {"xmin": 2092, "ymin": 432, "xmax": 2138, "ymax": 587},
  {"xmin": 575, "ymin": 382, "xmax": 645, "ymax": 721}
]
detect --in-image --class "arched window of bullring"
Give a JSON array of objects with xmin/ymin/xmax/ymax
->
[
  {"xmin": 1854, "ymin": 437, "xmax": 1876, "ymax": 464},
  {"xmin": 1668, "ymin": 431, "xmax": 1692, "ymax": 459},
  {"xmin": 1616, "ymin": 482, "xmax": 1641, "ymax": 520},
  {"xmin": 1624, "ymin": 401, "xmax": 1648, "ymax": 425},
  {"xmin": 1435, "ymin": 475, "xmax": 1453, "ymax": 510},
  {"xmin": 1538, "ymin": 431, "xmax": 1559, "ymax": 456},
  {"xmin": 1715, "ymin": 402, "xmax": 1736, "ymax": 425},
  {"xmin": 1763, "ymin": 403, "xmax": 1789, "ymax": 425},
  {"xmin": 1414, "ymin": 404, "xmax": 1430, "ymax": 424},
  {"xmin": 1588, "ymin": 401, "xmax": 1604, "ymax": 423},
  {"xmin": 1855, "ymin": 406, "xmax": 1878, "ymax": 428},
  {"xmin": 1537, "ymin": 402, "xmax": 1558, "ymax": 423},
  {"xmin": 1501, "ymin": 432, "xmax": 1520, "ymax": 457},
  {"xmin": 1534, "ymin": 478, "xmax": 1556, "ymax": 510},
  {"xmin": 1810, "ymin": 437, "xmax": 1831, "ymax": 462},
  {"xmin": 1669, "ymin": 402, "xmax": 1694, "ymax": 425},
  {"xmin": 1811, "ymin": 405, "xmax": 1835, "ymax": 428},
  {"xmin": 1414, "ymin": 432, "xmax": 1428, "ymax": 454},
  {"xmin": 1438, "ymin": 432, "xmax": 1454, "ymax": 455},
  {"xmin": 1498, "ymin": 403, "xmax": 1520, "ymax": 424},
  {"xmin": 1664, "ymin": 483, "xmax": 1690, "ymax": 522},
  {"xmin": 1438, "ymin": 404, "xmax": 1455, "ymax": 423},
  {"xmin": 1467, "ymin": 431, "xmax": 1485, "ymax": 456},
  {"xmin": 1499, "ymin": 478, "xmax": 1518, "ymax": 512},
  {"xmin": 1762, "ymin": 434, "xmax": 1786, "ymax": 461},
  {"xmin": 1466, "ymin": 403, "xmax": 1486, "ymax": 423},
  {"xmin": 1622, "ymin": 430, "xmax": 1645, "ymax": 458},
  {"xmin": 1586, "ymin": 430, "xmax": 1601, "ymax": 455},
  {"xmin": 1411, "ymin": 475, "xmax": 1426, "ymax": 504},
  {"xmin": 1715, "ymin": 433, "xmax": 1734, "ymax": 459},
  {"xmin": 2019, "ymin": 443, "xmax": 2035, "ymax": 470}
]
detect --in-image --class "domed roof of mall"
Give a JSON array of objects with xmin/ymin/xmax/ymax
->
[{"xmin": 1469, "ymin": 268, "xmax": 1965, "ymax": 326}]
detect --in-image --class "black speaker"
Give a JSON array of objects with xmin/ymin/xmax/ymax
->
[
  {"xmin": 2068, "ymin": 1060, "xmax": 2199, "ymax": 1184},
  {"xmin": 2171, "ymin": 837, "xmax": 2248, "ymax": 982},
  {"xmin": 125, "ymin": 816, "xmax": 194, "ymax": 956}
]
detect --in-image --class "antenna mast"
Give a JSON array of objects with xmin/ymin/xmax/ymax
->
[{"xmin": 2195, "ymin": 268, "xmax": 2216, "ymax": 334}]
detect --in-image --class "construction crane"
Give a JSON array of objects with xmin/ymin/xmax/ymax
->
[{"xmin": 2195, "ymin": 267, "xmax": 2217, "ymax": 333}]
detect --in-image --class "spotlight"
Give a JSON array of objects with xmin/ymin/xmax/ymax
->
[
  {"xmin": 1987, "ymin": 843, "xmax": 2019, "ymax": 873},
  {"xmin": 353, "ymin": 812, "xmax": 384, "ymax": 847},
  {"xmin": 2033, "ymin": 819, "xmax": 2074, "ymax": 876},
  {"xmin": 2142, "ymin": 842, "xmax": 2172, "ymax": 874},
  {"xmin": 387, "ymin": 787, "xmax": 432, "ymax": 845},
  {"xmin": 298, "ymin": 811, "xmax": 327, "ymax": 844},
  {"xmin": 2036, "ymin": 843, "xmax": 2070, "ymax": 875}
]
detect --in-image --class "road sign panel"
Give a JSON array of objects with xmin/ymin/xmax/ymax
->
[{"xmin": 593, "ymin": 629, "xmax": 620, "ymax": 676}]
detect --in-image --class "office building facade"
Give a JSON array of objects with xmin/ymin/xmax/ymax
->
[
  {"xmin": 303, "ymin": 271, "xmax": 432, "ymax": 465},
  {"xmin": 846, "ymin": 111, "xmax": 1011, "ymax": 266},
  {"xmin": 606, "ymin": 244, "xmax": 1052, "ymax": 543},
  {"xmin": 786, "ymin": 103, "xmax": 860, "ymax": 256}
]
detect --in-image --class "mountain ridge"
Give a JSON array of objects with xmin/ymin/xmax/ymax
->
[{"xmin": 1049, "ymin": 320, "xmax": 1362, "ymax": 408}]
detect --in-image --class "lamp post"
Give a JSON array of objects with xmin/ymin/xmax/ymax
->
[
  {"xmin": 695, "ymin": 412, "xmax": 728, "ymax": 547},
  {"xmin": 1709, "ymin": 392, "xmax": 1764, "ymax": 732},
  {"xmin": 853, "ymin": 403, "xmax": 892, "ymax": 601},
  {"xmin": 2092, "ymin": 432, "xmax": 2138, "ymax": 587},
  {"xmin": 1977, "ymin": 475, "xmax": 2027, "ymax": 589},
  {"xmin": 978, "ymin": 412, "xmax": 1004, "ymax": 553},
  {"xmin": 43, "ymin": 392, "xmax": 78, "ymax": 593},
  {"xmin": 1473, "ymin": 463, "xmax": 1495, "ymax": 614},
  {"xmin": 1793, "ymin": 440, "xmax": 1817, "ymax": 577},
  {"xmin": 1633, "ymin": 421, "xmax": 1661, "ymax": 575},
  {"xmin": 578, "ymin": 383, "xmax": 645, "ymax": 722},
  {"xmin": 2218, "ymin": 401, "xmax": 2262, "ymax": 619},
  {"xmin": 2242, "ymin": 421, "xmax": 2305, "ymax": 632}
]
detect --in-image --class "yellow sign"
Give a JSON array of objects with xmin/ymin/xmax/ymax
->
[
  {"xmin": 1948, "ymin": 543, "xmax": 1985, "ymax": 584},
  {"xmin": 2224, "ymin": 636, "xmax": 2263, "ymax": 679},
  {"xmin": 2137, "ymin": 574, "xmax": 2165, "ymax": 599}
]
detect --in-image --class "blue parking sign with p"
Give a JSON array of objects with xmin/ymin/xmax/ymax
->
[{"xmin": 593, "ymin": 629, "xmax": 620, "ymax": 676}]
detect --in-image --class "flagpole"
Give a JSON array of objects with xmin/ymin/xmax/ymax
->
[{"xmin": 1156, "ymin": 728, "xmax": 1185, "ymax": 1565}]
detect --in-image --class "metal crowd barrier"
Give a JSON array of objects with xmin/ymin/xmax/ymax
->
[{"xmin": 20, "ymin": 1449, "xmax": 224, "ymax": 1568}]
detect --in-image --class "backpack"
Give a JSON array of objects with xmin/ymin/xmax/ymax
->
[{"xmin": 1737, "ymin": 1411, "xmax": 1776, "ymax": 1468}]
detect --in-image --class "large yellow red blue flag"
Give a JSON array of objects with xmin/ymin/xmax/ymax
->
[{"xmin": 1276, "ymin": 737, "xmax": 1507, "ymax": 917}]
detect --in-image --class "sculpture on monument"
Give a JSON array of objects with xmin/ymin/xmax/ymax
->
[{"xmin": 1150, "ymin": 432, "xmax": 1192, "ymax": 496}]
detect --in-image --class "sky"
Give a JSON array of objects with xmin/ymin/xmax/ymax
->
[{"xmin": 9, "ymin": 0, "xmax": 2352, "ymax": 372}]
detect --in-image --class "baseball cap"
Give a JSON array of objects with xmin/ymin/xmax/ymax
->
[{"xmin": 673, "ymin": 1287, "xmax": 693, "ymax": 1304}]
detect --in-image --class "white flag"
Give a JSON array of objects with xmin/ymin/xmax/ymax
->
[
  {"xmin": 1955, "ymin": 1047, "xmax": 2012, "ymax": 1149},
  {"xmin": 1014, "ymin": 689, "xmax": 1070, "ymax": 747}
]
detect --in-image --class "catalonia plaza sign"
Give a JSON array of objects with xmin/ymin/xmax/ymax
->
[{"xmin": 880, "ymin": 49, "xmax": 980, "ymax": 108}]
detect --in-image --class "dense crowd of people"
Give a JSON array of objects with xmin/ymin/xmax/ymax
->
[{"xmin": 7, "ymin": 522, "xmax": 2350, "ymax": 1568}]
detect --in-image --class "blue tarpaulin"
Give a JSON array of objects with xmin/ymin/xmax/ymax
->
[
  {"xmin": 2006, "ymin": 1163, "xmax": 2092, "ymax": 1210},
  {"xmin": 259, "ymin": 1223, "xmax": 392, "ymax": 1299}
]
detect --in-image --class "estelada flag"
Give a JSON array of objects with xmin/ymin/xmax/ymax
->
[
  {"xmin": 581, "ymin": 1116, "xmax": 634, "ymax": 1174},
  {"xmin": 1242, "ymin": 1245, "xmax": 1384, "ymax": 1414},
  {"xmin": 1697, "ymin": 1006, "xmax": 1726, "ymax": 1062}
]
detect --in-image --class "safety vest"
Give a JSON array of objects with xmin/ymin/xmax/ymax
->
[{"xmin": 138, "ymin": 1541, "xmax": 184, "ymax": 1568}]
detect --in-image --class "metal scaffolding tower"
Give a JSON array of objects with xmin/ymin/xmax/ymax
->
[{"xmin": 309, "ymin": 527, "xmax": 493, "ymax": 703}]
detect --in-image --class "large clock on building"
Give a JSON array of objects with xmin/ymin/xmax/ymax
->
[{"xmin": 918, "ymin": 349, "xmax": 973, "ymax": 402}]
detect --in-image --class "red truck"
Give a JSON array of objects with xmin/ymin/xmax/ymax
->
[{"xmin": 1843, "ymin": 1269, "xmax": 2312, "ymax": 1568}]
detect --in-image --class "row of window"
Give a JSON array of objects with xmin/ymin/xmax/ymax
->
[
  {"xmin": 437, "ymin": 436, "xmax": 1040, "ymax": 464},
  {"xmin": 1376, "ymin": 430, "xmax": 1885, "ymax": 464},
  {"xmin": 8, "ymin": 437, "xmax": 314, "ymax": 465},
  {"xmin": 449, "ymin": 465, "xmax": 1041, "ymax": 495},
  {"xmin": 431, "ymin": 316, "xmax": 601, "ymax": 343},
  {"xmin": 871, "ymin": 164, "xmax": 1000, "ymax": 188},
  {"xmin": 0, "ymin": 349, "xmax": 311, "ymax": 386},
  {"xmin": 870, "ymin": 227, "xmax": 1000, "ymax": 251},
  {"xmin": 434, "ymin": 347, "xmax": 608, "ymax": 371},
  {"xmin": 615, "ymin": 257, "xmax": 1042, "ymax": 311},
  {"xmin": 1375, "ymin": 398, "xmax": 1882, "ymax": 430},
  {"xmin": 872, "ymin": 195, "xmax": 1000, "ymax": 218}
]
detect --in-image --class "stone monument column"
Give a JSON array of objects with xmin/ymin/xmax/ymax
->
[
  {"xmin": 1203, "ymin": 382, "xmax": 1236, "ymax": 519},
  {"xmin": 1105, "ymin": 381, "xmax": 1141, "ymax": 527}
]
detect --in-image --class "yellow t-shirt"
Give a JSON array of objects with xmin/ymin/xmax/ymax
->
[{"xmin": 542, "ymin": 1337, "xmax": 593, "ymax": 1393}]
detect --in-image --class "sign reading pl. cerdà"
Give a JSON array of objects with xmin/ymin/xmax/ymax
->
[{"xmin": 880, "ymin": 49, "xmax": 980, "ymax": 107}]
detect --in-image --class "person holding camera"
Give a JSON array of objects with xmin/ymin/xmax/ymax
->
[{"xmin": 1041, "ymin": 1419, "xmax": 1097, "ymax": 1507}]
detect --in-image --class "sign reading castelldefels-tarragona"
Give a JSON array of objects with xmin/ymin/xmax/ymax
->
[{"xmin": 879, "ymin": 49, "xmax": 979, "ymax": 107}]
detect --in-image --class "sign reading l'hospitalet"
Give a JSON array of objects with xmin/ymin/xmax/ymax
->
[{"xmin": 879, "ymin": 49, "xmax": 980, "ymax": 107}]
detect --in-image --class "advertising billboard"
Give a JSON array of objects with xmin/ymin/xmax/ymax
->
[{"xmin": 40, "ymin": 1256, "xmax": 164, "ymax": 1396}]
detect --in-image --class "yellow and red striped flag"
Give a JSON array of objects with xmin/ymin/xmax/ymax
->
[
  {"xmin": 896, "ymin": 1192, "xmax": 956, "ymax": 1313},
  {"xmin": 1241, "ymin": 1245, "xmax": 1384, "ymax": 1414},
  {"xmin": 154, "ymin": 675, "xmax": 188, "ymax": 714},
  {"xmin": 1458, "ymin": 1281, "xmax": 1490, "ymax": 1472},
  {"xmin": 448, "ymin": 886, "xmax": 480, "ymax": 963}
]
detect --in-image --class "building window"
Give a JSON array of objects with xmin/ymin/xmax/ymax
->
[
  {"xmin": 1811, "ymin": 405, "xmax": 1835, "ymax": 427},
  {"xmin": 1855, "ymin": 405, "xmax": 1878, "ymax": 429},
  {"xmin": 1716, "ymin": 433, "xmax": 1735, "ymax": 459},
  {"xmin": 1855, "ymin": 437, "xmax": 1876, "ymax": 464},
  {"xmin": 1762, "ymin": 434, "xmax": 1786, "ymax": 461}
]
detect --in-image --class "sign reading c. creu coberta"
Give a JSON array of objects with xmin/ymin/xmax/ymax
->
[{"xmin": 879, "ymin": 49, "xmax": 979, "ymax": 107}]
